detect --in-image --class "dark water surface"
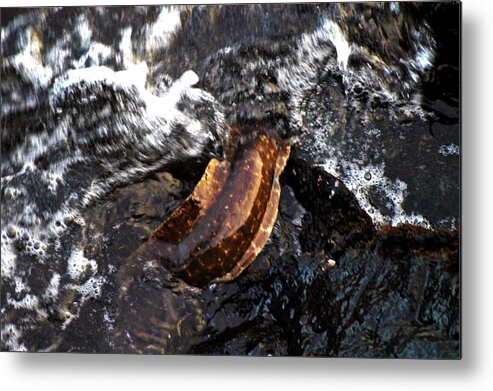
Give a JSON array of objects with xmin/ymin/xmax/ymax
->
[{"xmin": 1, "ymin": 3, "xmax": 460, "ymax": 357}]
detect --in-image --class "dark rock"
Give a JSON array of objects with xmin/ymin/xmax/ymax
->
[{"xmin": 67, "ymin": 152, "xmax": 458, "ymax": 358}]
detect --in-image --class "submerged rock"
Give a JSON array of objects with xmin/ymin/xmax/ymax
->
[{"xmin": 55, "ymin": 152, "xmax": 457, "ymax": 357}]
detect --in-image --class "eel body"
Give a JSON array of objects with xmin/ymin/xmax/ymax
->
[{"xmin": 121, "ymin": 134, "xmax": 290, "ymax": 288}]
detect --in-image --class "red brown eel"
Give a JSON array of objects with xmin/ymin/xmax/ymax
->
[{"xmin": 119, "ymin": 134, "xmax": 290, "ymax": 288}]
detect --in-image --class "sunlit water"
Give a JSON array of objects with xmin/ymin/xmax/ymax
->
[{"xmin": 1, "ymin": 4, "xmax": 459, "ymax": 354}]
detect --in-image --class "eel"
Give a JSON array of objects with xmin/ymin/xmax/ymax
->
[{"xmin": 119, "ymin": 133, "xmax": 290, "ymax": 289}]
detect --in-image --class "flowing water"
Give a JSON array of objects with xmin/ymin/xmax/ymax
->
[{"xmin": 1, "ymin": 3, "xmax": 459, "ymax": 356}]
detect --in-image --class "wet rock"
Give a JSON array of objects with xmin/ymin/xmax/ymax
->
[{"xmin": 58, "ymin": 151, "xmax": 459, "ymax": 358}]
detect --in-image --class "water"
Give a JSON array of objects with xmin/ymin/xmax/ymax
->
[{"xmin": 1, "ymin": 3, "xmax": 459, "ymax": 356}]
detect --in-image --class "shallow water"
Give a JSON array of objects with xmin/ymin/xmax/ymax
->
[{"xmin": 1, "ymin": 3, "xmax": 459, "ymax": 356}]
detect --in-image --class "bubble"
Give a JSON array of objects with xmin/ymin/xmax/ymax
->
[
  {"xmin": 364, "ymin": 172, "xmax": 372, "ymax": 181},
  {"xmin": 327, "ymin": 259, "xmax": 336, "ymax": 268},
  {"xmin": 6, "ymin": 225, "xmax": 17, "ymax": 238}
]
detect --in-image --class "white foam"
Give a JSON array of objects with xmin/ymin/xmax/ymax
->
[
  {"xmin": 1, "ymin": 242, "xmax": 17, "ymax": 280},
  {"xmin": 13, "ymin": 276, "xmax": 27, "ymax": 294},
  {"xmin": 274, "ymin": 13, "xmax": 436, "ymax": 230},
  {"xmin": 4, "ymin": 115, "xmax": 74, "ymax": 177},
  {"xmin": 60, "ymin": 274, "xmax": 106, "ymax": 330},
  {"xmin": 7, "ymin": 293, "xmax": 40, "ymax": 311},
  {"xmin": 145, "ymin": 6, "xmax": 182, "ymax": 53},
  {"xmin": 142, "ymin": 68, "xmax": 200, "ymax": 119},
  {"xmin": 66, "ymin": 248, "xmax": 98, "ymax": 280},
  {"xmin": 7, "ymin": 27, "xmax": 54, "ymax": 90},
  {"xmin": 438, "ymin": 143, "xmax": 460, "ymax": 156},
  {"xmin": 74, "ymin": 42, "xmax": 113, "ymax": 69},
  {"xmin": 415, "ymin": 46, "xmax": 434, "ymax": 71},
  {"xmin": 42, "ymin": 13, "xmax": 98, "ymax": 75},
  {"xmin": 103, "ymin": 308, "xmax": 115, "ymax": 332},
  {"xmin": 1, "ymin": 12, "xmax": 43, "ymax": 46},
  {"xmin": 44, "ymin": 272, "xmax": 61, "ymax": 300},
  {"xmin": 322, "ymin": 20, "xmax": 351, "ymax": 70},
  {"xmin": 321, "ymin": 159, "xmax": 431, "ymax": 229},
  {"xmin": 1, "ymin": 323, "xmax": 28, "ymax": 352},
  {"xmin": 51, "ymin": 64, "xmax": 143, "ymax": 97},
  {"xmin": 75, "ymin": 275, "xmax": 106, "ymax": 300},
  {"xmin": 119, "ymin": 27, "xmax": 135, "ymax": 67},
  {"xmin": 276, "ymin": 21, "xmax": 340, "ymax": 132},
  {"xmin": 305, "ymin": 119, "xmax": 432, "ymax": 229},
  {"xmin": 293, "ymin": 15, "xmax": 432, "ymax": 120},
  {"xmin": 75, "ymin": 14, "xmax": 92, "ymax": 49},
  {"xmin": 276, "ymin": 13, "xmax": 434, "ymax": 135},
  {"xmin": 390, "ymin": 2, "xmax": 400, "ymax": 14},
  {"xmin": 436, "ymin": 217, "xmax": 458, "ymax": 230},
  {"xmin": 1, "ymin": 6, "xmax": 226, "ymax": 351}
]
